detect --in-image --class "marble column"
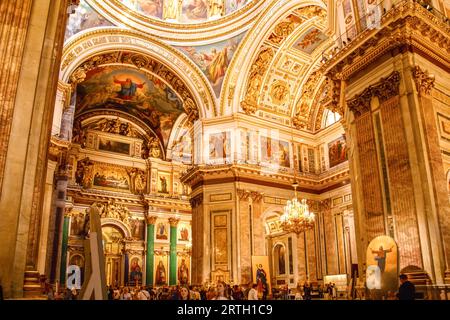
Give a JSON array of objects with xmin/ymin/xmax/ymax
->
[
  {"xmin": 0, "ymin": 0, "xmax": 71, "ymax": 298},
  {"xmin": 168, "ymin": 217, "xmax": 180, "ymax": 286},
  {"xmin": 36, "ymin": 160, "xmax": 57, "ymax": 275},
  {"xmin": 145, "ymin": 216, "xmax": 157, "ymax": 286},
  {"xmin": 59, "ymin": 208, "xmax": 71, "ymax": 285}
]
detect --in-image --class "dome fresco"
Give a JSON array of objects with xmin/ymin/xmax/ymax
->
[{"xmin": 120, "ymin": 0, "xmax": 251, "ymax": 24}]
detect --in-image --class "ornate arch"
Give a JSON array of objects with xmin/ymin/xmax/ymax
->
[
  {"xmin": 60, "ymin": 28, "xmax": 217, "ymax": 119},
  {"xmin": 101, "ymin": 218, "xmax": 132, "ymax": 239},
  {"xmin": 221, "ymin": 0, "xmax": 328, "ymax": 118}
]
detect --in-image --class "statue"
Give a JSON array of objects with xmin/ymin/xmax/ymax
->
[{"xmin": 75, "ymin": 158, "xmax": 94, "ymax": 189}]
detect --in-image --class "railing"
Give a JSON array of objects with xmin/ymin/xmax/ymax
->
[{"xmin": 322, "ymin": 0, "xmax": 450, "ymax": 62}]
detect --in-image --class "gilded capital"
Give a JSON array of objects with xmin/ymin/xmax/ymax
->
[
  {"xmin": 145, "ymin": 215, "xmax": 157, "ymax": 225},
  {"xmin": 412, "ymin": 66, "xmax": 435, "ymax": 96},
  {"xmin": 168, "ymin": 217, "xmax": 180, "ymax": 227}
]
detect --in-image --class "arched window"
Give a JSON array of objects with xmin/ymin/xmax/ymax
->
[{"xmin": 322, "ymin": 109, "xmax": 342, "ymax": 128}]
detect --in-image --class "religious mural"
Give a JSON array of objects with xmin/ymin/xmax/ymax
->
[
  {"xmin": 155, "ymin": 255, "xmax": 168, "ymax": 285},
  {"xmin": 366, "ymin": 236, "xmax": 398, "ymax": 295},
  {"xmin": 208, "ymin": 131, "xmax": 231, "ymax": 161},
  {"xmin": 156, "ymin": 222, "xmax": 169, "ymax": 240},
  {"xmin": 177, "ymin": 257, "xmax": 190, "ymax": 285},
  {"xmin": 65, "ymin": 0, "xmax": 113, "ymax": 41},
  {"xmin": 93, "ymin": 166, "xmax": 130, "ymax": 191},
  {"xmin": 171, "ymin": 126, "xmax": 193, "ymax": 164},
  {"xmin": 76, "ymin": 65, "xmax": 184, "ymax": 147},
  {"xmin": 130, "ymin": 218, "xmax": 145, "ymax": 240},
  {"xmin": 293, "ymin": 27, "xmax": 328, "ymax": 55},
  {"xmin": 178, "ymin": 223, "xmax": 190, "ymax": 241},
  {"xmin": 251, "ymin": 256, "xmax": 271, "ymax": 299},
  {"xmin": 98, "ymin": 137, "xmax": 131, "ymax": 155},
  {"xmin": 120, "ymin": 0, "xmax": 249, "ymax": 23},
  {"xmin": 328, "ymin": 136, "xmax": 348, "ymax": 168},
  {"xmin": 260, "ymin": 136, "xmax": 290, "ymax": 168},
  {"xmin": 129, "ymin": 257, "xmax": 143, "ymax": 286},
  {"xmin": 176, "ymin": 32, "xmax": 246, "ymax": 96},
  {"xmin": 158, "ymin": 174, "xmax": 171, "ymax": 193}
]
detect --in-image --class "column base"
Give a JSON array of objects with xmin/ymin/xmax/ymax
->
[
  {"xmin": 23, "ymin": 269, "xmax": 45, "ymax": 299},
  {"xmin": 444, "ymin": 270, "xmax": 450, "ymax": 284}
]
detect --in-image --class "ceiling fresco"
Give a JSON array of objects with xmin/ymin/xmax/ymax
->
[
  {"xmin": 76, "ymin": 65, "xmax": 184, "ymax": 147},
  {"xmin": 292, "ymin": 27, "xmax": 328, "ymax": 55},
  {"xmin": 120, "ymin": 0, "xmax": 250, "ymax": 24},
  {"xmin": 176, "ymin": 31, "xmax": 246, "ymax": 97},
  {"xmin": 65, "ymin": 0, "xmax": 113, "ymax": 41}
]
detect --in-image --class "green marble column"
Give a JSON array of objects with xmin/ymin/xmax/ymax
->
[
  {"xmin": 145, "ymin": 216, "xmax": 157, "ymax": 286},
  {"xmin": 59, "ymin": 209, "xmax": 71, "ymax": 286},
  {"xmin": 169, "ymin": 217, "xmax": 179, "ymax": 286}
]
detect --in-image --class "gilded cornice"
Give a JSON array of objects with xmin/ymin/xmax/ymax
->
[
  {"xmin": 61, "ymin": 28, "xmax": 216, "ymax": 117},
  {"xmin": 67, "ymin": 185, "xmax": 191, "ymax": 211},
  {"xmin": 322, "ymin": 0, "xmax": 450, "ymax": 81},
  {"xmin": 180, "ymin": 163, "xmax": 350, "ymax": 193},
  {"xmin": 88, "ymin": 0, "xmax": 265, "ymax": 44}
]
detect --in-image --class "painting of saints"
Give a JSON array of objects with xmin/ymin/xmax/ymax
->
[
  {"xmin": 178, "ymin": 259, "xmax": 189, "ymax": 285},
  {"xmin": 206, "ymin": 47, "xmax": 228, "ymax": 86},
  {"xmin": 255, "ymin": 264, "xmax": 268, "ymax": 299},
  {"xmin": 156, "ymin": 222, "xmax": 168, "ymax": 240},
  {"xmin": 155, "ymin": 260, "xmax": 167, "ymax": 285},
  {"xmin": 182, "ymin": 0, "xmax": 208, "ymax": 21},
  {"xmin": 159, "ymin": 176, "xmax": 168, "ymax": 193},
  {"xmin": 179, "ymin": 227, "xmax": 189, "ymax": 241},
  {"xmin": 278, "ymin": 246, "xmax": 286, "ymax": 275},
  {"xmin": 328, "ymin": 136, "xmax": 348, "ymax": 168},
  {"xmin": 209, "ymin": 0, "xmax": 225, "ymax": 18},
  {"xmin": 209, "ymin": 132, "xmax": 230, "ymax": 160},
  {"xmin": 163, "ymin": 0, "xmax": 181, "ymax": 21},
  {"xmin": 130, "ymin": 258, "xmax": 143, "ymax": 286},
  {"xmin": 113, "ymin": 76, "xmax": 146, "ymax": 100}
]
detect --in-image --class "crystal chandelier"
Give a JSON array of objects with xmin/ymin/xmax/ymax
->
[{"xmin": 280, "ymin": 182, "xmax": 315, "ymax": 234}]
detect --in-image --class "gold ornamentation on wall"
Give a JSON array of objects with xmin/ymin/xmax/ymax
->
[
  {"xmin": 96, "ymin": 200, "xmax": 131, "ymax": 226},
  {"xmin": 141, "ymin": 137, "xmax": 162, "ymax": 159},
  {"xmin": 240, "ymin": 47, "xmax": 274, "ymax": 115},
  {"xmin": 269, "ymin": 80, "xmax": 290, "ymax": 105},
  {"xmin": 168, "ymin": 217, "xmax": 180, "ymax": 227},
  {"xmin": 267, "ymin": 14, "xmax": 303, "ymax": 45}
]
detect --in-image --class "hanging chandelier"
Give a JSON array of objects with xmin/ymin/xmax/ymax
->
[{"xmin": 280, "ymin": 182, "xmax": 315, "ymax": 234}]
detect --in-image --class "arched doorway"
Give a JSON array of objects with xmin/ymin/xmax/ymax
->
[
  {"xmin": 264, "ymin": 212, "xmax": 296, "ymax": 289},
  {"xmin": 102, "ymin": 225, "xmax": 125, "ymax": 287}
]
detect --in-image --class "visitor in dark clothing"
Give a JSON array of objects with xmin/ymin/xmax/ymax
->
[{"xmin": 396, "ymin": 274, "xmax": 415, "ymax": 300}]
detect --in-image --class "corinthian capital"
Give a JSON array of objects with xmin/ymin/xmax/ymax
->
[{"xmin": 412, "ymin": 66, "xmax": 435, "ymax": 96}]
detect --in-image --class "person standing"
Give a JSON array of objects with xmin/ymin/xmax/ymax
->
[
  {"xmin": 248, "ymin": 284, "xmax": 259, "ymax": 300},
  {"xmin": 396, "ymin": 274, "xmax": 415, "ymax": 300},
  {"xmin": 303, "ymin": 282, "xmax": 312, "ymax": 300}
]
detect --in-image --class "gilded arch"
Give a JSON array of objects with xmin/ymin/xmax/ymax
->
[{"xmin": 60, "ymin": 28, "xmax": 217, "ymax": 119}]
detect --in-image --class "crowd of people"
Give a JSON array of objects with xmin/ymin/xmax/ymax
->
[
  {"xmin": 44, "ymin": 281, "xmax": 262, "ymax": 301},
  {"xmin": 43, "ymin": 275, "xmax": 419, "ymax": 301}
]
